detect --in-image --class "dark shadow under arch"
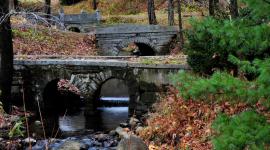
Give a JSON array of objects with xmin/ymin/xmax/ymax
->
[
  {"xmin": 43, "ymin": 79, "xmax": 83, "ymax": 114},
  {"xmin": 121, "ymin": 42, "xmax": 156, "ymax": 56},
  {"xmin": 134, "ymin": 42, "xmax": 156, "ymax": 56},
  {"xmin": 68, "ymin": 27, "xmax": 81, "ymax": 33}
]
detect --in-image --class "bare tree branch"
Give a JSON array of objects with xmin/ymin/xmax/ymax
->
[{"xmin": 0, "ymin": 6, "xmax": 65, "ymax": 31}]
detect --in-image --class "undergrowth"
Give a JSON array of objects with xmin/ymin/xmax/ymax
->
[
  {"xmin": 212, "ymin": 111, "xmax": 270, "ymax": 150},
  {"xmin": 171, "ymin": 58, "xmax": 270, "ymax": 109}
]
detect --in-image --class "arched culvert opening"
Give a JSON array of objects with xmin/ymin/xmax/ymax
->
[
  {"xmin": 97, "ymin": 78, "xmax": 129, "ymax": 107},
  {"xmin": 121, "ymin": 42, "xmax": 156, "ymax": 56},
  {"xmin": 43, "ymin": 79, "xmax": 83, "ymax": 114},
  {"xmin": 89, "ymin": 78, "xmax": 130, "ymax": 131},
  {"xmin": 68, "ymin": 27, "xmax": 81, "ymax": 33},
  {"xmin": 42, "ymin": 79, "xmax": 85, "ymax": 133},
  {"xmin": 135, "ymin": 42, "xmax": 156, "ymax": 56}
]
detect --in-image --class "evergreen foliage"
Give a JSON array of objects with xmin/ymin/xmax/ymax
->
[
  {"xmin": 171, "ymin": 58, "xmax": 270, "ymax": 108},
  {"xmin": 212, "ymin": 111, "xmax": 270, "ymax": 150},
  {"xmin": 185, "ymin": 0, "xmax": 270, "ymax": 74},
  {"xmin": 242, "ymin": 0, "xmax": 270, "ymax": 22},
  {"xmin": 171, "ymin": 0, "xmax": 270, "ymax": 149}
]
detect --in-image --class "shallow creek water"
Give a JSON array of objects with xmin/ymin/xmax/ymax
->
[
  {"xmin": 34, "ymin": 97, "xmax": 130, "ymax": 150},
  {"xmin": 59, "ymin": 106, "xmax": 129, "ymax": 132}
]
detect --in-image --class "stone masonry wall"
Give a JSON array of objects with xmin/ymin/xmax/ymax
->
[{"xmin": 13, "ymin": 59, "xmax": 189, "ymax": 116}]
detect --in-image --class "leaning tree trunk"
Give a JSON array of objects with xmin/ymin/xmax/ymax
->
[
  {"xmin": 229, "ymin": 0, "xmax": 239, "ymax": 18},
  {"xmin": 168, "ymin": 0, "xmax": 175, "ymax": 26},
  {"xmin": 44, "ymin": 0, "xmax": 51, "ymax": 19},
  {"xmin": 209, "ymin": 0, "xmax": 215, "ymax": 16},
  {"xmin": 177, "ymin": 0, "xmax": 184, "ymax": 49},
  {"xmin": 147, "ymin": 0, "xmax": 158, "ymax": 25},
  {"xmin": 0, "ymin": 0, "xmax": 14, "ymax": 113},
  {"xmin": 93, "ymin": 0, "xmax": 97, "ymax": 10}
]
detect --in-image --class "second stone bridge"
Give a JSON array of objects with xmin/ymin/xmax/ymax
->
[
  {"xmin": 13, "ymin": 58, "xmax": 188, "ymax": 115},
  {"xmin": 95, "ymin": 25, "xmax": 179, "ymax": 56}
]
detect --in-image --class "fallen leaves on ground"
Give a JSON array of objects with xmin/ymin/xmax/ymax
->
[
  {"xmin": 12, "ymin": 17, "xmax": 98, "ymax": 56},
  {"xmin": 139, "ymin": 87, "xmax": 269, "ymax": 150}
]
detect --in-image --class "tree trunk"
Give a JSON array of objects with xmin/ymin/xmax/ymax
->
[
  {"xmin": 168, "ymin": 0, "xmax": 175, "ymax": 26},
  {"xmin": 229, "ymin": 0, "xmax": 239, "ymax": 18},
  {"xmin": 44, "ymin": 0, "xmax": 51, "ymax": 19},
  {"xmin": 93, "ymin": 0, "xmax": 97, "ymax": 10},
  {"xmin": 0, "ymin": 0, "xmax": 14, "ymax": 113},
  {"xmin": 176, "ymin": 0, "xmax": 184, "ymax": 49},
  {"xmin": 147, "ymin": 0, "xmax": 157, "ymax": 25},
  {"xmin": 14, "ymin": 0, "xmax": 18, "ymax": 8},
  {"xmin": 209, "ymin": 0, "xmax": 215, "ymax": 16},
  {"xmin": 9, "ymin": 0, "xmax": 14, "ymax": 11}
]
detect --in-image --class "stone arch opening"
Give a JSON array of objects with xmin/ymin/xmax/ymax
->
[
  {"xmin": 135, "ymin": 42, "xmax": 156, "ymax": 56},
  {"xmin": 93, "ymin": 78, "xmax": 130, "ymax": 108},
  {"xmin": 121, "ymin": 42, "xmax": 156, "ymax": 56},
  {"xmin": 69, "ymin": 72, "xmax": 139, "ymax": 117},
  {"xmin": 43, "ymin": 79, "xmax": 83, "ymax": 114},
  {"xmin": 68, "ymin": 27, "xmax": 81, "ymax": 33},
  {"xmin": 86, "ymin": 78, "xmax": 130, "ymax": 130}
]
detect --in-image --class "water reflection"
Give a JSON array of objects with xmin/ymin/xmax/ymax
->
[
  {"xmin": 94, "ymin": 107, "xmax": 129, "ymax": 130},
  {"xmin": 58, "ymin": 97, "xmax": 129, "ymax": 133},
  {"xmin": 59, "ymin": 111, "xmax": 86, "ymax": 132}
]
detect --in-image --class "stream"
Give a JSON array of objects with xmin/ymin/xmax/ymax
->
[
  {"xmin": 32, "ymin": 97, "xmax": 130, "ymax": 150},
  {"xmin": 0, "ymin": 79, "xmax": 136, "ymax": 149}
]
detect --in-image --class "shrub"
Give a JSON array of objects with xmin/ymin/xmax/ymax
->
[
  {"xmin": 184, "ymin": 0, "xmax": 270, "ymax": 75},
  {"xmin": 171, "ymin": 58, "xmax": 270, "ymax": 108},
  {"xmin": 212, "ymin": 110, "xmax": 270, "ymax": 150},
  {"xmin": 185, "ymin": 17, "xmax": 270, "ymax": 74}
]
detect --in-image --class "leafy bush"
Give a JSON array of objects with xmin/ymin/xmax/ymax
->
[
  {"xmin": 212, "ymin": 110, "xmax": 270, "ymax": 150},
  {"xmin": 171, "ymin": 71, "xmax": 257, "ymax": 103},
  {"xmin": 242, "ymin": 0, "xmax": 270, "ymax": 22},
  {"xmin": 185, "ymin": 0, "xmax": 270, "ymax": 75},
  {"xmin": 171, "ymin": 58, "xmax": 270, "ymax": 108},
  {"xmin": 185, "ymin": 17, "xmax": 270, "ymax": 74}
]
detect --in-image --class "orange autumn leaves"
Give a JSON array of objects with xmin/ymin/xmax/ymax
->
[{"xmin": 139, "ymin": 88, "xmax": 256, "ymax": 150}]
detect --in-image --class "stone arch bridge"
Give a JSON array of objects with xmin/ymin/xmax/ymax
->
[
  {"xmin": 95, "ymin": 25, "xmax": 179, "ymax": 56},
  {"xmin": 58, "ymin": 11, "xmax": 178, "ymax": 56},
  {"xmin": 13, "ymin": 58, "xmax": 188, "ymax": 115}
]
